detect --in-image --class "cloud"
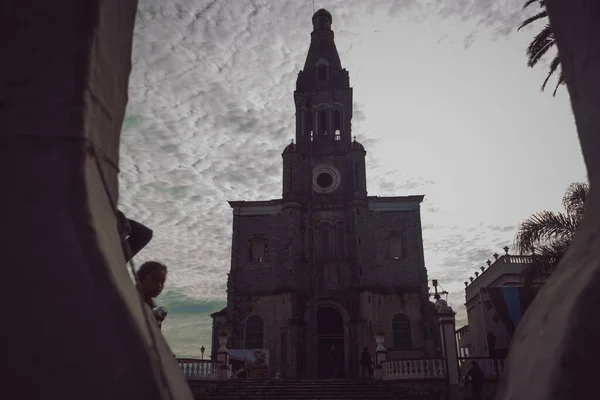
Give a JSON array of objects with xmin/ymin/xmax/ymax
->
[{"xmin": 120, "ymin": 0, "xmax": 539, "ymax": 353}]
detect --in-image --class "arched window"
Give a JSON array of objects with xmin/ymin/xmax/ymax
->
[
  {"xmin": 317, "ymin": 66, "xmax": 328, "ymax": 81},
  {"xmin": 334, "ymin": 109, "xmax": 341, "ymax": 131},
  {"xmin": 320, "ymin": 110, "xmax": 327, "ymax": 134},
  {"xmin": 316, "ymin": 58, "xmax": 330, "ymax": 82},
  {"xmin": 245, "ymin": 315, "xmax": 264, "ymax": 349},
  {"xmin": 304, "ymin": 110, "xmax": 312, "ymax": 137},
  {"xmin": 392, "ymin": 314, "xmax": 412, "ymax": 349}
]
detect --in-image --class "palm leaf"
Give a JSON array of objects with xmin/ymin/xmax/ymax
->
[
  {"xmin": 523, "ymin": 0, "xmax": 544, "ymax": 9},
  {"xmin": 515, "ymin": 211, "xmax": 579, "ymax": 254},
  {"xmin": 541, "ymin": 55, "xmax": 561, "ymax": 91},
  {"xmin": 526, "ymin": 24, "xmax": 554, "ymax": 66},
  {"xmin": 521, "ymin": 238, "xmax": 571, "ymax": 286},
  {"xmin": 563, "ymin": 182, "xmax": 589, "ymax": 219},
  {"xmin": 552, "ymin": 70, "xmax": 565, "ymax": 96},
  {"xmin": 518, "ymin": 10, "xmax": 549, "ymax": 31}
]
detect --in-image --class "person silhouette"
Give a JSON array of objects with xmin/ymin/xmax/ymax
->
[
  {"xmin": 360, "ymin": 347, "xmax": 373, "ymax": 379},
  {"xmin": 465, "ymin": 360, "xmax": 485, "ymax": 400},
  {"xmin": 327, "ymin": 345, "xmax": 338, "ymax": 379},
  {"xmin": 136, "ymin": 261, "xmax": 167, "ymax": 328}
]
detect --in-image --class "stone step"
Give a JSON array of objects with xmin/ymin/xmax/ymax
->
[
  {"xmin": 205, "ymin": 380, "xmax": 398, "ymax": 400},
  {"xmin": 207, "ymin": 395, "xmax": 396, "ymax": 400}
]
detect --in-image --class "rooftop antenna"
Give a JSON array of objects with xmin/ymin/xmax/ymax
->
[{"xmin": 430, "ymin": 279, "xmax": 449, "ymax": 301}]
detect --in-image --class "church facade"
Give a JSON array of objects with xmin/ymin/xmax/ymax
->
[{"xmin": 210, "ymin": 9, "xmax": 440, "ymax": 379}]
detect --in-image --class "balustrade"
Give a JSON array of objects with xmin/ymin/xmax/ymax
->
[
  {"xmin": 177, "ymin": 358, "xmax": 220, "ymax": 380},
  {"xmin": 504, "ymin": 256, "xmax": 533, "ymax": 264},
  {"xmin": 382, "ymin": 359, "xmax": 447, "ymax": 381},
  {"xmin": 458, "ymin": 357, "xmax": 505, "ymax": 380}
]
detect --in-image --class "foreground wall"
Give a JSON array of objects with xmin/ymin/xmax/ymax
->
[{"xmin": 1, "ymin": 2, "xmax": 194, "ymax": 400}]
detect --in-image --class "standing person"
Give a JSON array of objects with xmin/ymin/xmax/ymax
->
[
  {"xmin": 327, "ymin": 345, "xmax": 338, "ymax": 379},
  {"xmin": 136, "ymin": 261, "xmax": 167, "ymax": 328},
  {"xmin": 464, "ymin": 361, "xmax": 485, "ymax": 400},
  {"xmin": 359, "ymin": 347, "xmax": 373, "ymax": 379}
]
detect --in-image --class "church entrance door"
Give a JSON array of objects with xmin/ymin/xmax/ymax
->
[{"xmin": 316, "ymin": 306, "xmax": 345, "ymax": 379}]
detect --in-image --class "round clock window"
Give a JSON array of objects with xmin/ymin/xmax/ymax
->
[
  {"xmin": 312, "ymin": 165, "xmax": 341, "ymax": 194},
  {"xmin": 316, "ymin": 172, "xmax": 334, "ymax": 189}
]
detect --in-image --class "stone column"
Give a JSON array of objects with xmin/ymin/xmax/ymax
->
[
  {"xmin": 436, "ymin": 300, "xmax": 460, "ymax": 385},
  {"xmin": 216, "ymin": 335, "xmax": 231, "ymax": 380}
]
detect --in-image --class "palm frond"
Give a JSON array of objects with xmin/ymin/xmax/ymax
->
[
  {"xmin": 563, "ymin": 182, "xmax": 589, "ymax": 219},
  {"xmin": 526, "ymin": 25, "xmax": 554, "ymax": 67},
  {"xmin": 518, "ymin": 11, "xmax": 549, "ymax": 31},
  {"xmin": 541, "ymin": 55, "xmax": 561, "ymax": 91},
  {"xmin": 521, "ymin": 238, "xmax": 571, "ymax": 286},
  {"xmin": 523, "ymin": 0, "xmax": 544, "ymax": 10},
  {"xmin": 515, "ymin": 211, "xmax": 579, "ymax": 254},
  {"xmin": 552, "ymin": 69, "xmax": 565, "ymax": 96}
]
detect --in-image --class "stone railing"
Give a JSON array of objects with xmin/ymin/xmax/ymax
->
[
  {"xmin": 177, "ymin": 358, "xmax": 220, "ymax": 380},
  {"xmin": 458, "ymin": 357, "xmax": 505, "ymax": 380},
  {"xmin": 504, "ymin": 256, "xmax": 534, "ymax": 264},
  {"xmin": 382, "ymin": 359, "xmax": 447, "ymax": 381}
]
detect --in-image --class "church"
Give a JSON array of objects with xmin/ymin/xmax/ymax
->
[{"xmin": 210, "ymin": 9, "xmax": 440, "ymax": 379}]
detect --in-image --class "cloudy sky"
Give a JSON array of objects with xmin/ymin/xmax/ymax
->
[{"xmin": 119, "ymin": 0, "xmax": 586, "ymax": 357}]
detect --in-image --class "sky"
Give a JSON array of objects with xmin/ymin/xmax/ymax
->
[{"xmin": 119, "ymin": 0, "xmax": 587, "ymax": 357}]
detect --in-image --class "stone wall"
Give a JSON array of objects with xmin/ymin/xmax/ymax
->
[
  {"xmin": 360, "ymin": 209, "xmax": 426, "ymax": 289},
  {"xmin": 358, "ymin": 291, "xmax": 427, "ymax": 355}
]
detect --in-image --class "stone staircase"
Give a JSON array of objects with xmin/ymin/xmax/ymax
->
[{"xmin": 205, "ymin": 379, "xmax": 398, "ymax": 400}]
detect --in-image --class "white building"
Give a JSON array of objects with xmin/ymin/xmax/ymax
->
[{"xmin": 456, "ymin": 248, "xmax": 541, "ymax": 358}]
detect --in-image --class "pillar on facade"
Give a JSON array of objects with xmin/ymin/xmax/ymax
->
[
  {"xmin": 216, "ymin": 334, "xmax": 231, "ymax": 380},
  {"xmin": 373, "ymin": 333, "xmax": 387, "ymax": 380},
  {"xmin": 435, "ymin": 299, "xmax": 460, "ymax": 385}
]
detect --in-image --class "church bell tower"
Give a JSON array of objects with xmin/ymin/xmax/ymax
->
[{"xmin": 283, "ymin": 8, "xmax": 367, "ymax": 205}]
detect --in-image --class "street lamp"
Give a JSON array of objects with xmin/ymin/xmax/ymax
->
[{"xmin": 200, "ymin": 346, "xmax": 205, "ymax": 359}]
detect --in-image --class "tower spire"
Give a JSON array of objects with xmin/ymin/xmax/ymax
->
[
  {"xmin": 294, "ymin": 9, "xmax": 353, "ymax": 145},
  {"xmin": 303, "ymin": 9, "xmax": 342, "ymax": 71}
]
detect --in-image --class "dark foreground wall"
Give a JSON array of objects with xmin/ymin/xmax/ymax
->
[{"xmin": 1, "ymin": 2, "xmax": 194, "ymax": 400}]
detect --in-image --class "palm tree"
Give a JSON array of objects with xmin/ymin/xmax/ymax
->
[
  {"xmin": 515, "ymin": 182, "xmax": 588, "ymax": 286},
  {"xmin": 518, "ymin": 0, "xmax": 565, "ymax": 96}
]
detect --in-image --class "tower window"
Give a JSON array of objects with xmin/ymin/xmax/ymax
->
[
  {"xmin": 334, "ymin": 110, "xmax": 341, "ymax": 131},
  {"xmin": 320, "ymin": 110, "xmax": 327, "ymax": 134},
  {"xmin": 304, "ymin": 110, "xmax": 313, "ymax": 138},
  {"xmin": 317, "ymin": 66, "xmax": 328, "ymax": 81},
  {"xmin": 248, "ymin": 236, "xmax": 268, "ymax": 262},
  {"xmin": 387, "ymin": 233, "xmax": 404, "ymax": 260}
]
